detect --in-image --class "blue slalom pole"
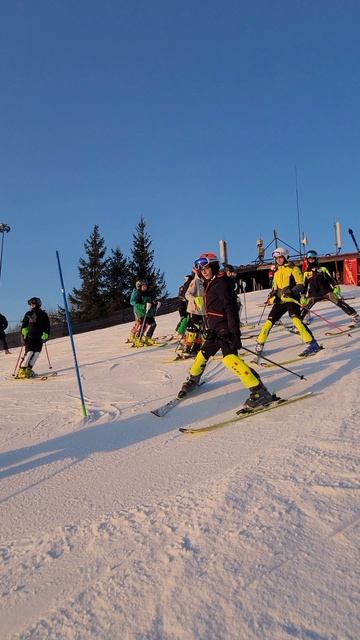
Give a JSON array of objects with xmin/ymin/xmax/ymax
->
[{"xmin": 56, "ymin": 250, "xmax": 88, "ymax": 417}]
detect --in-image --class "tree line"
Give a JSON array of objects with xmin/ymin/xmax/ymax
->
[{"xmin": 55, "ymin": 217, "xmax": 168, "ymax": 322}]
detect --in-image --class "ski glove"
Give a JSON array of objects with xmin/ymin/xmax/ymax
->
[
  {"xmin": 300, "ymin": 296, "xmax": 309, "ymax": 307},
  {"xmin": 333, "ymin": 286, "xmax": 341, "ymax": 298},
  {"xmin": 41, "ymin": 332, "xmax": 49, "ymax": 341},
  {"xmin": 21, "ymin": 327, "xmax": 29, "ymax": 339}
]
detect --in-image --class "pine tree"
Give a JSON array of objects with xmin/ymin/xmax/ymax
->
[
  {"xmin": 128, "ymin": 217, "xmax": 168, "ymax": 299},
  {"xmin": 69, "ymin": 225, "xmax": 108, "ymax": 320},
  {"xmin": 103, "ymin": 247, "xmax": 131, "ymax": 313}
]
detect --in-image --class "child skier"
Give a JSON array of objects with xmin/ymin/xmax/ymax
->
[
  {"xmin": 178, "ymin": 252, "xmax": 277, "ymax": 409},
  {"xmin": 130, "ymin": 282, "xmax": 159, "ymax": 346},
  {"xmin": 0, "ymin": 312, "xmax": 10, "ymax": 354},
  {"xmin": 255, "ymin": 247, "xmax": 321, "ymax": 357},
  {"xmin": 17, "ymin": 297, "xmax": 50, "ymax": 378},
  {"xmin": 177, "ymin": 267, "xmax": 205, "ymax": 357},
  {"xmin": 300, "ymin": 250, "xmax": 360, "ymax": 326}
]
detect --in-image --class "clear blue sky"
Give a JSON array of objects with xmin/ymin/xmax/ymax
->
[{"xmin": 1, "ymin": 0, "xmax": 360, "ymax": 326}]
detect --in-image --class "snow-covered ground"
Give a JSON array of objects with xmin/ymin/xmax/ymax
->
[{"xmin": 1, "ymin": 287, "xmax": 360, "ymax": 640}]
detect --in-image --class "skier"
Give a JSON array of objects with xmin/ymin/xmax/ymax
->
[
  {"xmin": 174, "ymin": 274, "xmax": 193, "ymax": 337},
  {"xmin": 225, "ymin": 264, "xmax": 243, "ymax": 321},
  {"xmin": 178, "ymin": 267, "xmax": 205, "ymax": 357},
  {"xmin": 130, "ymin": 282, "xmax": 159, "ymax": 346},
  {"xmin": 301, "ymin": 250, "xmax": 360, "ymax": 326},
  {"xmin": 0, "ymin": 312, "xmax": 10, "ymax": 354},
  {"xmin": 255, "ymin": 247, "xmax": 321, "ymax": 357},
  {"xmin": 17, "ymin": 297, "xmax": 50, "ymax": 378},
  {"xmin": 178, "ymin": 252, "xmax": 277, "ymax": 409}
]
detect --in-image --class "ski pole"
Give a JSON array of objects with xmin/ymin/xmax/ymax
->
[
  {"xmin": 138, "ymin": 307, "xmax": 150, "ymax": 340},
  {"xmin": 242, "ymin": 346, "xmax": 307, "ymax": 380},
  {"xmin": 44, "ymin": 342, "xmax": 52, "ymax": 369},
  {"xmin": 282, "ymin": 297, "xmax": 352, "ymax": 336},
  {"xmin": 257, "ymin": 297, "xmax": 270, "ymax": 326},
  {"xmin": 12, "ymin": 346, "xmax": 23, "ymax": 377}
]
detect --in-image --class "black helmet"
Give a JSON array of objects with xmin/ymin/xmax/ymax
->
[
  {"xmin": 28, "ymin": 297, "xmax": 42, "ymax": 307},
  {"xmin": 306, "ymin": 250, "xmax": 318, "ymax": 259}
]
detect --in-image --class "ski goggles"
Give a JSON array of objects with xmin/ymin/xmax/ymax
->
[
  {"xmin": 194, "ymin": 257, "xmax": 213, "ymax": 270},
  {"xmin": 272, "ymin": 250, "xmax": 286, "ymax": 259}
]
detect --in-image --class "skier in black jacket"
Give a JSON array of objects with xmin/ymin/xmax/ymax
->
[
  {"xmin": 178, "ymin": 253, "xmax": 276, "ymax": 409},
  {"xmin": 0, "ymin": 312, "xmax": 10, "ymax": 354},
  {"xmin": 17, "ymin": 297, "xmax": 50, "ymax": 378}
]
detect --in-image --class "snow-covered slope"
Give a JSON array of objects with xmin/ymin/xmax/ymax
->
[{"xmin": 1, "ymin": 287, "xmax": 360, "ymax": 639}]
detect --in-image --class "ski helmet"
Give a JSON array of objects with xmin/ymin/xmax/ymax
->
[
  {"xmin": 194, "ymin": 252, "xmax": 220, "ymax": 273},
  {"xmin": 28, "ymin": 297, "xmax": 42, "ymax": 307},
  {"xmin": 272, "ymin": 247, "xmax": 289, "ymax": 260},
  {"xmin": 306, "ymin": 250, "xmax": 318, "ymax": 259}
]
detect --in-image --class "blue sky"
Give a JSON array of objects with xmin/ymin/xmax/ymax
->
[{"xmin": 1, "ymin": 0, "xmax": 360, "ymax": 326}]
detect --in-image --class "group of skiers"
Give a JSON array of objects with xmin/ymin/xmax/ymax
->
[
  {"xmin": 174, "ymin": 247, "xmax": 359, "ymax": 409},
  {"xmin": 2, "ymin": 248, "xmax": 359, "ymax": 404}
]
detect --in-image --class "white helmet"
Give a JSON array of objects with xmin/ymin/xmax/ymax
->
[{"xmin": 272, "ymin": 246, "xmax": 289, "ymax": 260}]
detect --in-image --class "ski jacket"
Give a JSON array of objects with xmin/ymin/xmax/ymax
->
[
  {"xmin": 178, "ymin": 275, "xmax": 193, "ymax": 301},
  {"xmin": 0, "ymin": 313, "xmax": 8, "ymax": 331},
  {"xmin": 21, "ymin": 308, "xmax": 50, "ymax": 341},
  {"xmin": 185, "ymin": 275, "xmax": 205, "ymax": 315},
  {"xmin": 203, "ymin": 272, "xmax": 240, "ymax": 340},
  {"xmin": 270, "ymin": 262, "xmax": 304, "ymax": 299},
  {"xmin": 130, "ymin": 287, "xmax": 139, "ymax": 307},
  {"xmin": 303, "ymin": 266, "xmax": 337, "ymax": 298},
  {"xmin": 133, "ymin": 291, "xmax": 157, "ymax": 319}
]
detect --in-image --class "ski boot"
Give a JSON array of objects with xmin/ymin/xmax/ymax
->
[
  {"xmin": 299, "ymin": 340, "xmax": 322, "ymax": 357},
  {"xmin": 243, "ymin": 382, "xmax": 278, "ymax": 410},
  {"xmin": 16, "ymin": 367, "xmax": 36, "ymax": 379},
  {"xmin": 349, "ymin": 313, "xmax": 360, "ymax": 327},
  {"xmin": 177, "ymin": 374, "xmax": 201, "ymax": 399}
]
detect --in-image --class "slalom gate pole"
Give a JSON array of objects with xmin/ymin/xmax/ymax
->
[
  {"xmin": 242, "ymin": 346, "xmax": 306, "ymax": 380},
  {"xmin": 12, "ymin": 346, "xmax": 23, "ymax": 377},
  {"xmin": 44, "ymin": 342, "xmax": 52, "ymax": 369},
  {"xmin": 56, "ymin": 251, "xmax": 88, "ymax": 417},
  {"xmin": 283, "ymin": 297, "xmax": 352, "ymax": 336}
]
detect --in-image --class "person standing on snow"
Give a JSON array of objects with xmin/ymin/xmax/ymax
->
[
  {"xmin": 178, "ymin": 252, "xmax": 277, "ymax": 409},
  {"xmin": 17, "ymin": 297, "xmax": 50, "ymax": 378},
  {"xmin": 300, "ymin": 250, "xmax": 360, "ymax": 326},
  {"xmin": 0, "ymin": 312, "xmax": 10, "ymax": 354},
  {"xmin": 130, "ymin": 282, "xmax": 159, "ymax": 346},
  {"xmin": 254, "ymin": 247, "xmax": 321, "ymax": 358}
]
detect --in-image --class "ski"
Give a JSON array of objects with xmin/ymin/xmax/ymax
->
[
  {"xmin": 252, "ymin": 346, "xmax": 324, "ymax": 369},
  {"xmin": 12, "ymin": 371, "xmax": 58, "ymax": 381},
  {"xmin": 324, "ymin": 325, "xmax": 360, "ymax": 337},
  {"xmin": 151, "ymin": 381, "xmax": 206, "ymax": 417},
  {"xmin": 179, "ymin": 391, "xmax": 316, "ymax": 434}
]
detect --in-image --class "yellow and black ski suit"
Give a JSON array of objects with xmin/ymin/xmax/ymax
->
[{"xmin": 257, "ymin": 262, "xmax": 315, "ymax": 345}]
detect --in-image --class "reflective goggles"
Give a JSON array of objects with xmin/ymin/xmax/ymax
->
[
  {"xmin": 194, "ymin": 257, "xmax": 213, "ymax": 270},
  {"xmin": 272, "ymin": 251, "xmax": 286, "ymax": 259}
]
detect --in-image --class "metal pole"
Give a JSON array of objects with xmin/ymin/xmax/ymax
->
[
  {"xmin": 56, "ymin": 251, "xmax": 88, "ymax": 417},
  {"xmin": 0, "ymin": 223, "xmax": 10, "ymax": 284},
  {"xmin": 295, "ymin": 166, "xmax": 302, "ymax": 256}
]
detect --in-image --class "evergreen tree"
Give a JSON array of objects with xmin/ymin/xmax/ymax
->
[
  {"xmin": 69, "ymin": 225, "xmax": 108, "ymax": 320},
  {"xmin": 128, "ymin": 217, "xmax": 168, "ymax": 299},
  {"xmin": 103, "ymin": 247, "xmax": 131, "ymax": 313}
]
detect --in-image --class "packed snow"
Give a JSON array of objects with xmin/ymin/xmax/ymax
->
[{"xmin": 1, "ymin": 287, "xmax": 360, "ymax": 640}]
